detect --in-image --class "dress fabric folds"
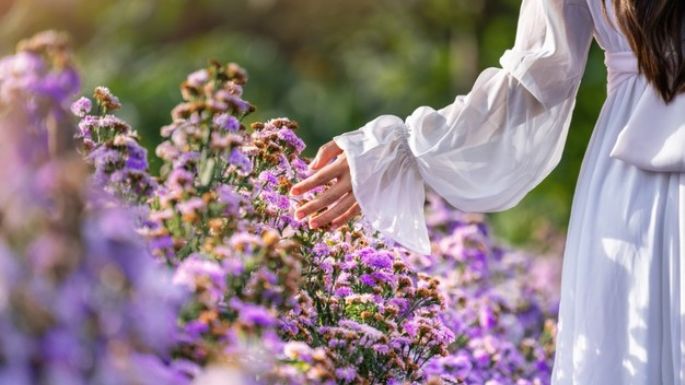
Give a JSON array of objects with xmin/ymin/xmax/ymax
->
[{"xmin": 332, "ymin": 0, "xmax": 684, "ymax": 383}]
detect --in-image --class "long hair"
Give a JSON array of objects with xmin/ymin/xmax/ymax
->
[{"xmin": 603, "ymin": 0, "xmax": 685, "ymax": 103}]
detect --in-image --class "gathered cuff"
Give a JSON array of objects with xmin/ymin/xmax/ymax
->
[{"xmin": 333, "ymin": 115, "xmax": 431, "ymax": 255}]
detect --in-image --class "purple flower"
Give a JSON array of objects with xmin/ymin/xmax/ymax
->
[
  {"xmin": 283, "ymin": 341, "xmax": 314, "ymax": 362},
  {"xmin": 34, "ymin": 67, "xmax": 80, "ymax": 102},
  {"xmin": 227, "ymin": 95, "xmax": 252, "ymax": 115},
  {"xmin": 155, "ymin": 141, "xmax": 180, "ymax": 161},
  {"xmin": 149, "ymin": 234, "xmax": 174, "ymax": 251},
  {"xmin": 213, "ymin": 113, "xmax": 240, "ymax": 132},
  {"xmin": 0, "ymin": 34, "xmax": 186, "ymax": 381},
  {"xmin": 217, "ymin": 184, "xmax": 242, "ymax": 215},
  {"xmin": 370, "ymin": 270, "xmax": 395, "ymax": 284},
  {"xmin": 258, "ymin": 170, "xmax": 278, "ymax": 186},
  {"xmin": 173, "ymin": 253, "xmax": 226, "ymax": 304},
  {"xmin": 231, "ymin": 300, "xmax": 277, "ymax": 328},
  {"xmin": 176, "ymin": 197, "xmax": 205, "ymax": 216},
  {"xmin": 228, "ymin": 147, "xmax": 252, "ymax": 173},
  {"xmin": 186, "ymin": 69, "xmax": 209, "ymax": 88},
  {"xmin": 70, "ymin": 96, "xmax": 92, "ymax": 117},
  {"xmin": 77, "ymin": 115, "xmax": 98, "ymax": 139},
  {"xmin": 125, "ymin": 140, "xmax": 149, "ymax": 170},
  {"xmin": 404, "ymin": 320, "xmax": 418, "ymax": 338},
  {"xmin": 183, "ymin": 320, "xmax": 210, "ymax": 339},
  {"xmin": 173, "ymin": 151, "xmax": 200, "ymax": 170},
  {"xmin": 335, "ymin": 367, "xmax": 357, "ymax": 382},
  {"xmin": 334, "ymin": 286, "xmax": 352, "ymax": 298},
  {"xmin": 290, "ymin": 157, "xmax": 310, "ymax": 177},
  {"xmin": 167, "ymin": 168, "xmax": 194, "ymax": 190},
  {"xmin": 359, "ymin": 247, "xmax": 393, "ymax": 269},
  {"xmin": 277, "ymin": 127, "xmax": 305, "ymax": 153},
  {"xmin": 99, "ymin": 114, "xmax": 131, "ymax": 132},
  {"xmin": 359, "ymin": 274, "xmax": 376, "ymax": 286},
  {"xmin": 262, "ymin": 191, "xmax": 291, "ymax": 210},
  {"xmin": 312, "ymin": 242, "xmax": 330, "ymax": 257},
  {"xmin": 388, "ymin": 298, "xmax": 409, "ymax": 313}
]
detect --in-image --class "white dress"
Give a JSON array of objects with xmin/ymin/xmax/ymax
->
[{"xmin": 332, "ymin": 0, "xmax": 685, "ymax": 383}]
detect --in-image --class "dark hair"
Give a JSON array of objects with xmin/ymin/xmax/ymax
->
[{"xmin": 603, "ymin": 0, "xmax": 685, "ymax": 103}]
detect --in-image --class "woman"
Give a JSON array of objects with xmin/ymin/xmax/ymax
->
[{"xmin": 289, "ymin": 0, "xmax": 684, "ymax": 383}]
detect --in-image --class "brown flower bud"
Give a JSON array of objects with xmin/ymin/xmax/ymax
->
[
  {"xmin": 181, "ymin": 212, "xmax": 198, "ymax": 224},
  {"xmin": 384, "ymin": 305, "xmax": 399, "ymax": 317},
  {"xmin": 398, "ymin": 276, "xmax": 412, "ymax": 288},
  {"xmin": 198, "ymin": 310, "xmax": 218, "ymax": 324},
  {"xmin": 201, "ymin": 238, "xmax": 216, "ymax": 253},
  {"xmin": 208, "ymin": 218, "xmax": 225, "ymax": 234},
  {"xmin": 262, "ymin": 229, "xmax": 280, "ymax": 247},
  {"xmin": 227, "ymin": 63, "xmax": 248, "ymax": 85},
  {"xmin": 180, "ymin": 81, "xmax": 200, "ymax": 101},
  {"xmin": 426, "ymin": 377, "xmax": 444, "ymax": 385},
  {"xmin": 393, "ymin": 261, "xmax": 407, "ymax": 272},
  {"xmin": 93, "ymin": 86, "xmax": 122, "ymax": 111},
  {"xmin": 417, "ymin": 287, "xmax": 431, "ymax": 298}
]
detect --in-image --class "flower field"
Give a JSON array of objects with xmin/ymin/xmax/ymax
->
[{"xmin": 0, "ymin": 31, "xmax": 560, "ymax": 385}]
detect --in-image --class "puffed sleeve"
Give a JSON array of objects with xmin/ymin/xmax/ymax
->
[{"xmin": 333, "ymin": 0, "xmax": 594, "ymax": 255}]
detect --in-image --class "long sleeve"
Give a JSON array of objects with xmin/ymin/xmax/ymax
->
[{"xmin": 332, "ymin": 0, "xmax": 594, "ymax": 255}]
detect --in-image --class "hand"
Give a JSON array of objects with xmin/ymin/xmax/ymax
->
[{"xmin": 289, "ymin": 140, "xmax": 361, "ymax": 230}]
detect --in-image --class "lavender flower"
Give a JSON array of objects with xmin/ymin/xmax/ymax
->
[
  {"xmin": 213, "ymin": 113, "xmax": 240, "ymax": 132},
  {"xmin": 72, "ymin": 56, "xmax": 561, "ymax": 385},
  {"xmin": 70, "ymin": 96, "xmax": 91, "ymax": 117},
  {"xmin": 173, "ymin": 254, "xmax": 226, "ymax": 305},
  {"xmin": 74, "ymin": 90, "xmax": 156, "ymax": 204},
  {"xmin": 0, "ymin": 31, "xmax": 187, "ymax": 385}
]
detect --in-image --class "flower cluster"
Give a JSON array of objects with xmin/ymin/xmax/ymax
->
[
  {"xmin": 282, "ymin": 234, "xmax": 454, "ymax": 384},
  {"xmin": 0, "ymin": 31, "xmax": 186, "ymax": 385},
  {"xmin": 0, "ymin": 31, "xmax": 79, "ymax": 168},
  {"xmin": 74, "ymin": 86, "xmax": 156, "ymax": 204},
  {"xmin": 0, "ymin": 30, "xmax": 79, "ymax": 109},
  {"xmin": 128, "ymin": 61, "xmax": 455, "ymax": 383},
  {"xmin": 68, "ymin": 38, "xmax": 560, "ymax": 385},
  {"xmin": 416, "ymin": 195, "xmax": 558, "ymax": 385}
]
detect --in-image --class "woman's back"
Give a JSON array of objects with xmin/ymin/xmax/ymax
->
[
  {"xmin": 589, "ymin": 0, "xmax": 685, "ymax": 172},
  {"xmin": 588, "ymin": 1, "xmax": 633, "ymax": 53}
]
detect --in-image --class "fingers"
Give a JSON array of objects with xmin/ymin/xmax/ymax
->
[
  {"xmin": 294, "ymin": 173, "xmax": 351, "ymax": 220},
  {"xmin": 309, "ymin": 192, "xmax": 356, "ymax": 229},
  {"xmin": 309, "ymin": 140, "xmax": 342, "ymax": 171},
  {"xmin": 289, "ymin": 154, "xmax": 347, "ymax": 196},
  {"xmin": 330, "ymin": 202, "xmax": 361, "ymax": 229}
]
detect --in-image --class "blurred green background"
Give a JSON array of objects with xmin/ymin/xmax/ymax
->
[{"xmin": 0, "ymin": 0, "xmax": 608, "ymax": 253}]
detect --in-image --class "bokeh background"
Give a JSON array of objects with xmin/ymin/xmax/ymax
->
[{"xmin": 0, "ymin": 0, "xmax": 608, "ymax": 254}]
